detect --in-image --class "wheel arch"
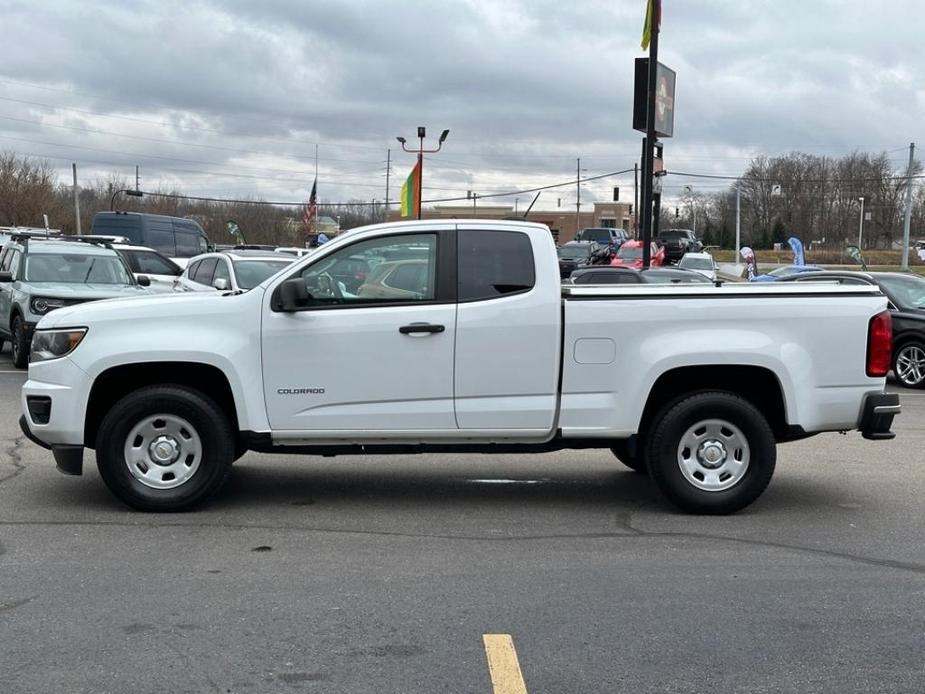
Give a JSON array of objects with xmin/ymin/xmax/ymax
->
[
  {"xmin": 84, "ymin": 362, "xmax": 240, "ymax": 448},
  {"xmin": 638, "ymin": 365, "xmax": 792, "ymax": 442}
]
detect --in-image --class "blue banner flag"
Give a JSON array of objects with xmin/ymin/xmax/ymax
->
[{"xmin": 787, "ymin": 237, "xmax": 805, "ymax": 267}]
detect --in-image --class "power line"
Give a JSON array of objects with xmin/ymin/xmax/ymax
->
[{"xmin": 131, "ymin": 167, "xmax": 636, "ymax": 208}]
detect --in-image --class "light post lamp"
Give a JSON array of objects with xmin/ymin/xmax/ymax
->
[
  {"xmin": 110, "ymin": 188, "xmax": 143, "ymax": 211},
  {"xmin": 857, "ymin": 196, "xmax": 865, "ymax": 249},
  {"xmin": 396, "ymin": 126, "xmax": 449, "ymax": 220}
]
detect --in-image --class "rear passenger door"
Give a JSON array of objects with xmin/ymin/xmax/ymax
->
[{"xmin": 453, "ymin": 226, "xmax": 560, "ymax": 432}]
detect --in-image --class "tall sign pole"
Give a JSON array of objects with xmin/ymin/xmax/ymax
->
[
  {"xmin": 640, "ymin": 1, "xmax": 660, "ymax": 268},
  {"xmin": 900, "ymin": 142, "xmax": 916, "ymax": 271}
]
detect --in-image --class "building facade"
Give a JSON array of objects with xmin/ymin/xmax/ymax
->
[{"xmin": 387, "ymin": 202, "xmax": 635, "ymax": 244}]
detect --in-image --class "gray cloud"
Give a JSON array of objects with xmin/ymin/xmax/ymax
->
[{"xmin": 0, "ymin": 0, "xmax": 921, "ymax": 208}]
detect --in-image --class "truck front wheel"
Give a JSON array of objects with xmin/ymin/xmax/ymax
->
[
  {"xmin": 646, "ymin": 391, "xmax": 776, "ymax": 515},
  {"xmin": 95, "ymin": 385, "xmax": 234, "ymax": 511}
]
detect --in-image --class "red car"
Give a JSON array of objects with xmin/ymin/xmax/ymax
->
[{"xmin": 610, "ymin": 240, "xmax": 665, "ymax": 269}]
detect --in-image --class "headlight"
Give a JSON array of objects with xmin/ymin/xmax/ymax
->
[
  {"xmin": 30, "ymin": 297, "xmax": 67, "ymax": 315},
  {"xmin": 30, "ymin": 328, "xmax": 88, "ymax": 363}
]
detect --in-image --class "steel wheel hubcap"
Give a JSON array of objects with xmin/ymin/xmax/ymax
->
[
  {"xmin": 124, "ymin": 414, "xmax": 202, "ymax": 490},
  {"xmin": 678, "ymin": 419, "xmax": 750, "ymax": 492},
  {"xmin": 895, "ymin": 345, "xmax": 925, "ymax": 386}
]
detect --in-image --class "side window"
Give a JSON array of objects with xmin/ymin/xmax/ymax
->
[
  {"xmin": 172, "ymin": 221, "xmax": 207, "ymax": 257},
  {"xmin": 134, "ymin": 251, "xmax": 180, "ymax": 276},
  {"xmin": 185, "ymin": 260, "xmax": 202, "ymax": 281},
  {"xmin": 295, "ymin": 233, "xmax": 437, "ymax": 307},
  {"xmin": 145, "ymin": 218, "xmax": 177, "ymax": 256},
  {"xmin": 212, "ymin": 258, "xmax": 231, "ymax": 284},
  {"xmin": 458, "ymin": 230, "xmax": 535, "ymax": 301},
  {"xmin": 191, "ymin": 258, "xmax": 218, "ymax": 285}
]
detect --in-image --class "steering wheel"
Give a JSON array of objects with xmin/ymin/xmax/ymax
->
[{"xmin": 317, "ymin": 271, "xmax": 343, "ymax": 299}]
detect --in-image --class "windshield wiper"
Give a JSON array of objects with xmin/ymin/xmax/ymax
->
[{"xmin": 83, "ymin": 259, "xmax": 96, "ymax": 283}]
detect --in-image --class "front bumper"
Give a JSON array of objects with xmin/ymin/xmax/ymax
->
[
  {"xmin": 20, "ymin": 414, "xmax": 83, "ymax": 475},
  {"xmin": 858, "ymin": 392, "xmax": 901, "ymax": 440}
]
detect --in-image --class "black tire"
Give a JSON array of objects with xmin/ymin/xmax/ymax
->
[
  {"xmin": 646, "ymin": 391, "xmax": 776, "ymax": 515},
  {"xmin": 892, "ymin": 341, "xmax": 925, "ymax": 389},
  {"xmin": 10, "ymin": 315, "xmax": 29, "ymax": 369},
  {"xmin": 610, "ymin": 439, "xmax": 647, "ymax": 474},
  {"xmin": 95, "ymin": 385, "xmax": 234, "ymax": 511}
]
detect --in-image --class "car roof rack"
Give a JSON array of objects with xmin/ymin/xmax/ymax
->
[{"xmin": 51, "ymin": 236, "xmax": 115, "ymax": 250}]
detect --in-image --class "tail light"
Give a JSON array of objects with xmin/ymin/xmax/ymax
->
[{"xmin": 866, "ymin": 310, "xmax": 892, "ymax": 377}]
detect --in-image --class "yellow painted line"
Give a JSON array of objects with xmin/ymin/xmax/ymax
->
[{"xmin": 482, "ymin": 634, "xmax": 529, "ymax": 694}]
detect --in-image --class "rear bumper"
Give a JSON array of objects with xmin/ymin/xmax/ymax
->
[{"xmin": 858, "ymin": 392, "xmax": 901, "ymax": 440}]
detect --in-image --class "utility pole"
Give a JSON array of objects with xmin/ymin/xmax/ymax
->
[
  {"xmin": 640, "ymin": 5, "xmax": 660, "ymax": 269},
  {"xmin": 633, "ymin": 162, "xmax": 639, "ymax": 238},
  {"xmin": 135, "ymin": 165, "xmax": 140, "ymax": 192},
  {"xmin": 384, "ymin": 148, "xmax": 391, "ymax": 217},
  {"xmin": 472, "ymin": 192, "xmax": 478, "ymax": 214},
  {"xmin": 735, "ymin": 185, "xmax": 741, "ymax": 259},
  {"xmin": 72, "ymin": 162, "xmax": 81, "ymax": 234},
  {"xmin": 575, "ymin": 157, "xmax": 581, "ymax": 238},
  {"xmin": 857, "ymin": 196, "xmax": 865, "ymax": 249},
  {"xmin": 901, "ymin": 142, "xmax": 915, "ymax": 271}
]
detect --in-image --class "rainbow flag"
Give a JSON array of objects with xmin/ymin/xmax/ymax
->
[{"xmin": 400, "ymin": 159, "xmax": 421, "ymax": 218}]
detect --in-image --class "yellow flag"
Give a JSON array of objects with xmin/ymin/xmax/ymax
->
[{"xmin": 641, "ymin": 0, "xmax": 660, "ymax": 50}]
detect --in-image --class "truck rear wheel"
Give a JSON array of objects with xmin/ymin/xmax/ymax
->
[
  {"xmin": 646, "ymin": 391, "xmax": 776, "ymax": 515},
  {"xmin": 95, "ymin": 385, "xmax": 234, "ymax": 511},
  {"xmin": 610, "ymin": 440, "xmax": 647, "ymax": 474}
]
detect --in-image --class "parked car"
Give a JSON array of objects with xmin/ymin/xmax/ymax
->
[
  {"xmin": 657, "ymin": 229, "xmax": 702, "ymax": 263},
  {"xmin": 751, "ymin": 265, "xmax": 823, "ymax": 282},
  {"xmin": 90, "ymin": 212, "xmax": 210, "ymax": 267},
  {"xmin": 780, "ymin": 270, "xmax": 925, "ymax": 388},
  {"xmin": 610, "ymin": 240, "xmax": 665, "ymax": 269},
  {"xmin": 112, "ymin": 243, "xmax": 182, "ymax": 293},
  {"xmin": 677, "ymin": 252, "xmax": 718, "ymax": 281},
  {"xmin": 20, "ymin": 220, "xmax": 899, "ymax": 516},
  {"xmin": 274, "ymin": 247, "xmax": 313, "ymax": 258},
  {"xmin": 574, "ymin": 227, "xmax": 629, "ymax": 250},
  {"xmin": 0, "ymin": 236, "xmax": 150, "ymax": 367},
  {"xmin": 570, "ymin": 267, "xmax": 712, "ymax": 285},
  {"xmin": 174, "ymin": 250, "xmax": 293, "ymax": 293},
  {"xmin": 557, "ymin": 241, "xmax": 608, "ymax": 279}
]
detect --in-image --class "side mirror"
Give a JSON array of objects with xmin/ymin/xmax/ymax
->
[
  {"xmin": 277, "ymin": 277, "xmax": 312, "ymax": 311},
  {"xmin": 137, "ymin": 275, "xmax": 151, "ymax": 287},
  {"xmin": 212, "ymin": 277, "xmax": 229, "ymax": 291},
  {"xmin": 0, "ymin": 270, "xmax": 12, "ymax": 283}
]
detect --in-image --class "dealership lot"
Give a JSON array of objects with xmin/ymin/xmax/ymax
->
[{"xmin": 1, "ymin": 348, "xmax": 923, "ymax": 693}]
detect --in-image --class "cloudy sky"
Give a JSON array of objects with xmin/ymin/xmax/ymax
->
[{"xmin": 1, "ymin": 0, "xmax": 922, "ymax": 211}]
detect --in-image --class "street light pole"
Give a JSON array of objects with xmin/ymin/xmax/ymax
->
[
  {"xmin": 110, "ymin": 188, "xmax": 144, "ymax": 211},
  {"xmin": 857, "ymin": 196, "xmax": 865, "ymax": 249},
  {"xmin": 397, "ymin": 127, "xmax": 449, "ymax": 220}
]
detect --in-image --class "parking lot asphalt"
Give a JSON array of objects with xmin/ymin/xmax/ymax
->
[{"xmin": 1, "ymin": 347, "xmax": 923, "ymax": 693}]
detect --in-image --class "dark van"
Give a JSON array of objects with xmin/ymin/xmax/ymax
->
[{"xmin": 91, "ymin": 212, "xmax": 210, "ymax": 261}]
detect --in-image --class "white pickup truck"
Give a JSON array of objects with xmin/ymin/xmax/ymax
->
[{"xmin": 20, "ymin": 220, "xmax": 900, "ymax": 514}]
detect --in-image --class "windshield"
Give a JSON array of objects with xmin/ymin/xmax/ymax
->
[
  {"xmin": 876, "ymin": 274, "xmax": 925, "ymax": 309},
  {"xmin": 558, "ymin": 246, "xmax": 590, "ymax": 260},
  {"xmin": 680, "ymin": 257, "xmax": 713, "ymax": 270},
  {"xmin": 618, "ymin": 245, "xmax": 642, "ymax": 260},
  {"xmin": 658, "ymin": 230, "xmax": 687, "ymax": 240},
  {"xmin": 232, "ymin": 259, "xmax": 291, "ymax": 290},
  {"xmin": 25, "ymin": 253, "xmax": 133, "ymax": 284}
]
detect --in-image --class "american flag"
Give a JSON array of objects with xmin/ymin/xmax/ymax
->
[{"xmin": 302, "ymin": 177, "xmax": 317, "ymax": 233}]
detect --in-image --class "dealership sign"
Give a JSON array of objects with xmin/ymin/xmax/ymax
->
[{"xmin": 633, "ymin": 58, "xmax": 676, "ymax": 138}]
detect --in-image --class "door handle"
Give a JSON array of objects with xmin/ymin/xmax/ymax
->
[{"xmin": 399, "ymin": 323, "xmax": 445, "ymax": 335}]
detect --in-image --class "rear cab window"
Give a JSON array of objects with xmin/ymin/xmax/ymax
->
[{"xmin": 458, "ymin": 229, "xmax": 535, "ymax": 301}]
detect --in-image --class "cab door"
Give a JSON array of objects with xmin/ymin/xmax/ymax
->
[{"xmin": 261, "ymin": 228, "xmax": 458, "ymax": 435}]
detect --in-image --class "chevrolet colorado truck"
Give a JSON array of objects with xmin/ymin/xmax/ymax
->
[{"xmin": 19, "ymin": 220, "xmax": 901, "ymax": 514}]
